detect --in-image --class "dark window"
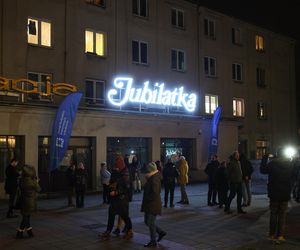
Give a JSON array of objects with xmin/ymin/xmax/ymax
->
[
  {"xmin": 256, "ymin": 67, "xmax": 266, "ymax": 87},
  {"xmin": 171, "ymin": 8, "xmax": 184, "ymax": 28},
  {"xmin": 204, "ymin": 18, "xmax": 215, "ymax": 39},
  {"xmin": 232, "ymin": 63, "xmax": 243, "ymax": 81},
  {"xmin": 133, "ymin": 0, "xmax": 148, "ymax": 17},
  {"xmin": 132, "ymin": 40, "xmax": 148, "ymax": 64},
  {"xmin": 85, "ymin": 79, "xmax": 105, "ymax": 105},
  {"xmin": 171, "ymin": 49, "xmax": 185, "ymax": 71}
]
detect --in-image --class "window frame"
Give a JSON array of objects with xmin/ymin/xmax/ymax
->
[
  {"xmin": 85, "ymin": 29, "xmax": 107, "ymax": 57},
  {"xmin": 232, "ymin": 63, "xmax": 243, "ymax": 82},
  {"xmin": 85, "ymin": 78, "xmax": 106, "ymax": 106},
  {"xmin": 132, "ymin": 0, "xmax": 148, "ymax": 18},
  {"xmin": 26, "ymin": 72, "xmax": 53, "ymax": 101},
  {"xmin": 232, "ymin": 27, "xmax": 242, "ymax": 45},
  {"xmin": 256, "ymin": 67, "xmax": 266, "ymax": 88},
  {"xmin": 27, "ymin": 17, "xmax": 52, "ymax": 47},
  {"xmin": 204, "ymin": 56, "xmax": 217, "ymax": 77},
  {"xmin": 171, "ymin": 8, "xmax": 185, "ymax": 29},
  {"xmin": 233, "ymin": 98, "xmax": 245, "ymax": 117},
  {"xmin": 204, "ymin": 18, "xmax": 216, "ymax": 39},
  {"xmin": 171, "ymin": 48, "xmax": 186, "ymax": 72},
  {"xmin": 257, "ymin": 101, "xmax": 267, "ymax": 119},
  {"xmin": 205, "ymin": 94, "xmax": 218, "ymax": 114},
  {"xmin": 132, "ymin": 40, "xmax": 148, "ymax": 65}
]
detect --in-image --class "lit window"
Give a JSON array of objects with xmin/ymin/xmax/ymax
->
[
  {"xmin": 205, "ymin": 94, "xmax": 218, "ymax": 114},
  {"xmin": 171, "ymin": 49, "xmax": 185, "ymax": 71},
  {"xmin": 85, "ymin": 79, "xmax": 105, "ymax": 105},
  {"xmin": 171, "ymin": 8, "xmax": 184, "ymax": 28},
  {"xmin": 232, "ymin": 28, "xmax": 242, "ymax": 45},
  {"xmin": 27, "ymin": 18, "xmax": 51, "ymax": 47},
  {"xmin": 85, "ymin": 30, "xmax": 106, "ymax": 56},
  {"xmin": 256, "ymin": 140, "xmax": 268, "ymax": 159},
  {"xmin": 204, "ymin": 57, "xmax": 217, "ymax": 77},
  {"xmin": 256, "ymin": 67, "xmax": 266, "ymax": 87},
  {"xmin": 132, "ymin": 40, "xmax": 148, "ymax": 64},
  {"xmin": 133, "ymin": 0, "xmax": 148, "ymax": 17},
  {"xmin": 204, "ymin": 18, "xmax": 216, "ymax": 39},
  {"xmin": 255, "ymin": 35, "xmax": 264, "ymax": 51},
  {"xmin": 233, "ymin": 98, "xmax": 244, "ymax": 117},
  {"xmin": 232, "ymin": 63, "xmax": 243, "ymax": 81},
  {"xmin": 86, "ymin": 0, "xmax": 105, "ymax": 7},
  {"xmin": 257, "ymin": 102, "xmax": 267, "ymax": 119}
]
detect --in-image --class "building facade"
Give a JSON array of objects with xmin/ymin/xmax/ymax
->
[{"xmin": 0, "ymin": 0, "xmax": 296, "ymax": 198}]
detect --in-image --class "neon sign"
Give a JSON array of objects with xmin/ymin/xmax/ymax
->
[{"xmin": 107, "ymin": 77, "xmax": 197, "ymax": 112}]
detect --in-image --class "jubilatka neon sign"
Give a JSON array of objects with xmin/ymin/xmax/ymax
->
[{"xmin": 107, "ymin": 77, "xmax": 197, "ymax": 112}]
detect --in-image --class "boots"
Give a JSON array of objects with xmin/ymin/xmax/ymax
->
[
  {"xmin": 16, "ymin": 229, "xmax": 24, "ymax": 239},
  {"xmin": 123, "ymin": 229, "xmax": 133, "ymax": 240},
  {"xmin": 26, "ymin": 227, "xmax": 34, "ymax": 238}
]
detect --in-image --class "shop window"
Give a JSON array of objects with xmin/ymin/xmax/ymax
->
[
  {"xmin": 85, "ymin": 79, "xmax": 105, "ymax": 105},
  {"xmin": 27, "ymin": 18, "xmax": 51, "ymax": 47},
  {"xmin": 256, "ymin": 140, "xmax": 268, "ymax": 159},
  {"xmin": 204, "ymin": 18, "xmax": 216, "ymax": 39},
  {"xmin": 232, "ymin": 28, "xmax": 242, "ymax": 45},
  {"xmin": 133, "ymin": 0, "xmax": 148, "ymax": 17},
  {"xmin": 171, "ymin": 8, "xmax": 184, "ymax": 28},
  {"xmin": 27, "ymin": 72, "xmax": 52, "ymax": 101},
  {"xmin": 205, "ymin": 94, "xmax": 218, "ymax": 114},
  {"xmin": 233, "ymin": 98, "xmax": 244, "ymax": 117},
  {"xmin": 257, "ymin": 102, "xmax": 267, "ymax": 119},
  {"xmin": 256, "ymin": 67, "xmax": 266, "ymax": 87},
  {"xmin": 204, "ymin": 56, "xmax": 216, "ymax": 77},
  {"xmin": 0, "ymin": 136, "xmax": 24, "ymax": 182},
  {"xmin": 132, "ymin": 40, "xmax": 148, "ymax": 64},
  {"xmin": 85, "ymin": 29, "xmax": 106, "ymax": 56},
  {"xmin": 171, "ymin": 49, "xmax": 185, "ymax": 71},
  {"xmin": 255, "ymin": 35, "xmax": 265, "ymax": 52},
  {"xmin": 232, "ymin": 63, "xmax": 243, "ymax": 81},
  {"xmin": 86, "ymin": 0, "xmax": 105, "ymax": 7}
]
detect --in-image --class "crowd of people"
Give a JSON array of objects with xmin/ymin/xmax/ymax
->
[{"xmin": 4, "ymin": 149, "xmax": 300, "ymax": 246}]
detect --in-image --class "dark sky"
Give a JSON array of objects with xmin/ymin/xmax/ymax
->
[{"xmin": 199, "ymin": 0, "xmax": 300, "ymax": 40}]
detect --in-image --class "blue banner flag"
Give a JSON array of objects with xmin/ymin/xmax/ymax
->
[
  {"xmin": 208, "ymin": 106, "xmax": 222, "ymax": 160},
  {"xmin": 49, "ymin": 92, "xmax": 82, "ymax": 172}
]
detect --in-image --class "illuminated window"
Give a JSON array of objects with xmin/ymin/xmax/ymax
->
[
  {"xmin": 204, "ymin": 18, "xmax": 216, "ymax": 39},
  {"xmin": 85, "ymin": 30, "xmax": 106, "ymax": 56},
  {"xmin": 85, "ymin": 79, "xmax": 105, "ymax": 105},
  {"xmin": 256, "ymin": 67, "xmax": 266, "ymax": 87},
  {"xmin": 204, "ymin": 57, "xmax": 216, "ymax": 77},
  {"xmin": 27, "ymin": 18, "xmax": 51, "ymax": 47},
  {"xmin": 171, "ymin": 8, "xmax": 184, "ymax": 28},
  {"xmin": 133, "ymin": 0, "xmax": 148, "ymax": 17},
  {"xmin": 171, "ymin": 49, "xmax": 185, "ymax": 71},
  {"xmin": 232, "ymin": 63, "xmax": 243, "ymax": 81},
  {"xmin": 233, "ymin": 98, "xmax": 244, "ymax": 117},
  {"xmin": 256, "ymin": 140, "xmax": 268, "ymax": 159},
  {"xmin": 257, "ymin": 102, "xmax": 267, "ymax": 119},
  {"xmin": 86, "ymin": 0, "xmax": 105, "ymax": 7},
  {"xmin": 132, "ymin": 40, "xmax": 148, "ymax": 64},
  {"xmin": 205, "ymin": 94, "xmax": 218, "ymax": 114},
  {"xmin": 255, "ymin": 35, "xmax": 264, "ymax": 51},
  {"xmin": 232, "ymin": 28, "xmax": 242, "ymax": 45}
]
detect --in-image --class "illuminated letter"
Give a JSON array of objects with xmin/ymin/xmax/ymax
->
[
  {"xmin": 53, "ymin": 83, "xmax": 77, "ymax": 96},
  {"xmin": 161, "ymin": 90, "xmax": 171, "ymax": 105},
  {"xmin": 11, "ymin": 79, "xmax": 39, "ymax": 93},
  {"xmin": 140, "ymin": 81, "xmax": 153, "ymax": 104},
  {"xmin": 107, "ymin": 77, "xmax": 132, "ymax": 106},
  {"xmin": 0, "ymin": 77, "xmax": 10, "ymax": 91}
]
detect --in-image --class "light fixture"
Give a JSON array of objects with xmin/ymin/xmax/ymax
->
[{"xmin": 284, "ymin": 146, "xmax": 296, "ymax": 159}]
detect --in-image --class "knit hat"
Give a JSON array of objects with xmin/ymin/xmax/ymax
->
[{"xmin": 146, "ymin": 162, "xmax": 157, "ymax": 173}]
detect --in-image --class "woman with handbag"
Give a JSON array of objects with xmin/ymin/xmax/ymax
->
[{"xmin": 16, "ymin": 165, "xmax": 40, "ymax": 239}]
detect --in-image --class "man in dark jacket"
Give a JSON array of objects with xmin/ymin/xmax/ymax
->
[
  {"xmin": 5, "ymin": 158, "xmax": 20, "ymax": 218},
  {"xmin": 240, "ymin": 153, "xmax": 254, "ymax": 206},
  {"xmin": 66, "ymin": 160, "xmax": 76, "ymax": 207},
  {"xmin": 205, "ymin": 155, "xmax": 219, "ymax": 206},
  {"xmin": 260, "ymin": 149, "xmax": 298, "ymax": 242},
  {"xmin": 141, "ymin": 162, "xmax": 167, "ymax": 247},
  {"xmin": 163, "ymin": 158, "xmax": 178, "ymax": 208}
]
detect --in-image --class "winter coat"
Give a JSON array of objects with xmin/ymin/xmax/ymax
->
[
  {"xmin": 178, "ymin": 159, "xmax": 189, "ymax": 185},
  {"xmin": 141, "ymin": 171, "xmax": 162, "ymax": 215},
  {"xmin": 205, "ymin": 160, "xmax": 219, "ymax": 183},
  {"xmin": 215, "ymin": 166, "xmax": 229, "ymax": 191},
  {"xmin": 240, "ymin": 155, "xmax": 254, "ymax": 179},
  {"xmin": 75, "ymin": 168, "xmax": 88, "ymax": 192},
  {"xmin": 129, "ymin": 160, "xmax": 140, "ymax": 181},
  {"xmin": 20, "ymin": 165, "xmax": 40, "ymax": 216},
  {"xmin": 5, "ymin": 164, "xmax": 20, "ymax": 194},
  {"xmin": 260, "ymin": 155, "xmax": 298, "ymax": 201},
  {"xmin": 227, "ymin": 159, "xmax": 243, "ymax": 183},
  {"xmin": 163, "ymin": 162, "xmax": 178, "ymax": 185}
]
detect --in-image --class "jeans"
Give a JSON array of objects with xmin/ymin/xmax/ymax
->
[
  {"xmin": 164, "ymin": 183, "xmax": 175, "ymax": 206},
  {"xmin": 242, "ymin": 180, "xmax": 252, "ymax": 205},
  {"xmin": 269, "ymin": 200, "xmax": 288, "ymax": 237},
  {"xmin": 20, "ymin": 215, "xmax": 31, "ymax": 230},
  {"xmin": 207, "ymin": 181, "xmax": 217, "ymax": 204},
  {"xmin": 144, "ymin": 213, "xmax": 164, "ymax": 242},
  {"xmin": 180, "ymin": 184, "xmax": 189, "ymax": 203},
  {"xmin": 76, "ymin": 191, "xmax": 85, "ymax": 208},
  {"xmin": 225, "ymin": 182, "xmax": 243, "ymax": 211}
]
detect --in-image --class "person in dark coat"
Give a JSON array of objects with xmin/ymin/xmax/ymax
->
[
  {"xmin": 205, "ymin": 155, "xmax": 219, "ymax": 206},
  {"xmin": 163, "ymin": 158, "xmax": 178, "ymax": 208},
  {"xmin": 74, "ymin": 162, "xmax": 88, "ymax": 208},
  {"xmin": 66, "ymin": 160, "xmax": 76, "ymax": 207},
  {"xmin": 239, "ymin": 153, "xmax": 254, "ymax": 207},
  {"xmin": 100, "ymin": 156, "xmax": 133, "ymax": 240},
  {"xmin": 141, "ymin": 162, "xmax": 167, "ymax": 247},
  {"xmin": 5, "ymin": 158, "xmax": 20, "ymax": 218},
  {"xmin": 260, "ymin": 149, "xmax": 298, "ymax": 242},
  {"xmin": 215, "ymin": 161, "xmax": 229, "ymax": 208},
  {"xmin": 16, "ymin": 165, "xmax": 40, "ymax": 239}
]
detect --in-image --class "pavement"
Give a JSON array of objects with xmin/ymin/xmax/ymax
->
[{"xmin": 0, "ymin": 182, "xmax": 300, "ymax": 250}]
